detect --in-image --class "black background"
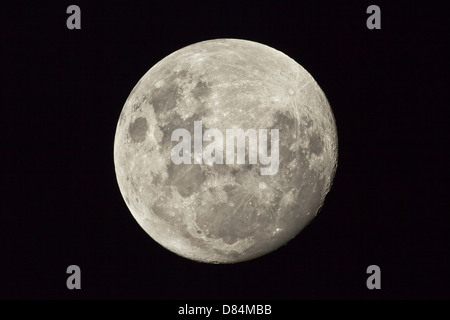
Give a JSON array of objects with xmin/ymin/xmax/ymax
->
[{"xmin": 1, "ymin": 1, "xmax": 448, "ymax": 300}]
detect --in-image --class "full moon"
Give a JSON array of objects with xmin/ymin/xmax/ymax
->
[{"xmin": 114, "ymin": 39, "xmax": 338, "ymax": 263}]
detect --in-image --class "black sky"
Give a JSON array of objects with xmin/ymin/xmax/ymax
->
[{"xmin": 1, "ymin": 1, "xmax": 448, "ymax": 300}]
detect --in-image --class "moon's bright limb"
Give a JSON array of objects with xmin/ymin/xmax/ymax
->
[{"xmin": 114, "ymin": 39, "xmax": 338, "ymax": 263}]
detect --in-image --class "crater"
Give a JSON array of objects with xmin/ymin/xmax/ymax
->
[
  {"xmin": 271, "ymin": 111, "xmax": 299, "ymax": 169},
  {"xmin": 129, "ymin": 117, "xmax": 148, "ymax": 143},
  {"xmin": 272, "ymin": 111, "xmax": 297, "ymax": 141},
  {"xmin": 222, "ymin": 235, "xmax": 238, "ymax": 245}
]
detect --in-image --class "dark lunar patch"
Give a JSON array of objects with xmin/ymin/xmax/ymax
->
[
  {"xmin": 150, "ymin": 70, "xmax": 187, "ymax": 115},
  {"xmin": 271, "ymin": 111, "xmax": 300, "ymax": 170},
  {"xmin": 158, "ymin": 113, "xmax": 184, "ymax": 144},
  {"xmin": 309, "ymin": 133, "xmax": 324, "ymax": 155},
  {"xmin": 195, "ymin": 99, "xmax": 213, "ymax": 119},
  {"xmin": 272, "ymin": 111, "xmax": 297, "ymax": 142},
  {"xmin": 168, "ymin": 164, "xmax": 206, "ymax": 197},
  {"xmin": 191, "ymin": 80, "xmax": 211, "ymax": 100},
  {"xmin": 151, "ymin": 83, "xmax": 179, "ymax": 115},
  {"xmin": 129, "ymin": 117, "xmax": 148, "ymax": 143}
]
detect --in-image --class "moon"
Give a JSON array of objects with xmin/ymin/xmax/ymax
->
[{"xmin": 113, "ymin": 39, "xmax": 338, "ymax": 263}]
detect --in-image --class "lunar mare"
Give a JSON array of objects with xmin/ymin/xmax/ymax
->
[{"xmin": 114, "ymin": 39, "xmax": 338, "ymax": 263}]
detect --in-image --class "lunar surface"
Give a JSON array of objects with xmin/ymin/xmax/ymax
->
[{"xmin": 114, "ymin": 39, "xmax": 338, "ymax": 263}]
